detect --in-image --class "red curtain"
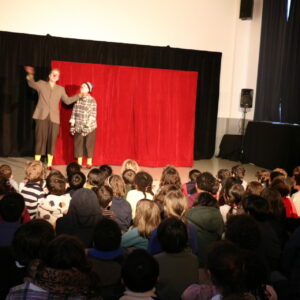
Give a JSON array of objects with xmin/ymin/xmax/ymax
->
[{"xmin": 52, "ymin": 61, "xmax": 198, "ymax": 167}]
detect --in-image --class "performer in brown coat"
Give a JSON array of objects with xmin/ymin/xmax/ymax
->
[{"xmin": 24, "ymin": 66, "xmax": 79, "ymax": 169}]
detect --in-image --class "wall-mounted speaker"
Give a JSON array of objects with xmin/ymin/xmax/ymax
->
[
  {"xmin": 240, "ymin": 0, "xmax": 254, "ymax": 20},
  {"xmin": 240, "ymin": 89, "xmax": 253, "ymax": 108}
]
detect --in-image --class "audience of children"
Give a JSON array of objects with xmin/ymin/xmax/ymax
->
[{"xmin": 3, "ymin": 159, "xmax": 300, "ymax": 299}]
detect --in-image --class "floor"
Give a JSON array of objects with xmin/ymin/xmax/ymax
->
[{"xmin": 0, "ymin": 156, "xmax": 265, "ymax": 185}]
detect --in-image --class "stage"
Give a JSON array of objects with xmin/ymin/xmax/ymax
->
[{"xmin": 0, "ymin": 156, "xmax": 265, "ymax": 186}]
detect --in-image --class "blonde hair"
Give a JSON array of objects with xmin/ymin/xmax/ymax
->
[
  {"xmin": 109, "ymin": 175, "xmax": 125, "ymax": 197},
  {"xmin": 164, "ymin": 190, "xmax": 188, "ymax": 219},
  {"xmin": 121, "ymin": 159, "xmax": 140, "ymax": 173},
  {"xmin": 133, "ymin": 199, "xmax": 161, "ymax": 238},
  {"xmin": 25, "ymin": 161, "xmax": 46, "ymax": 182}
]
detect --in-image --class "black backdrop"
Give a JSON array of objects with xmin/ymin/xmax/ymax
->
[
  {"xmin": 0, "ymin": 31, "xmax": 221, "ymax": 161},
  {"xmin": 255, "ymin": 0, "xmax": 300, "ymax": 124}
]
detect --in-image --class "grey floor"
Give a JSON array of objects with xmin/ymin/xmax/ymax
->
[{"xmin": 0, "ymin": 156, "xmax": 265, "ymax": 185}]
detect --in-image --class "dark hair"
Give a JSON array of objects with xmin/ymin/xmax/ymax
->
[
  {"xmin": 231, "ymin": 165, "xmax": 246, "ymax": 180},
  {"xmin": 134, "ymin": 171, "xmax": 154, "ymax": 197},
  {"xmin": 122, "ymin": 249, "xmax": 159, "ymax": 292},
  {"xmin": 189, "ymin": 169, "xmax": 201, "ymax": 182},
  {"xmin": 0, "ymin": 164, "xmax": 12, "ymax": 179},
  {"xmin": 217, "ymin": 169, "xmax": 231, "ymax": 183},
  {"xmin": 245, "ymin": 181, "xmax": 263, "ymax": 196},
  {"xmin": 195, "ymin": 192, "xmax": 219, "ymax": 208},
  {"xmin": 43, "ymin": 235, "xmax": 90, "ymax": 272},
  {"xmin": 219, "ymin": 177, "xmax": 243, "ymax": 206},
  {"xmin": 93, "ymin": 218, "xmax": 121, "ymax": 251},
  {"xmin": 0, "ymin": 193, "xmax": 25, "ymax": 222},
  {"xmin": 225, "ymin": 184, "xmax": 244, "ymax": 218},
  {"xmin": 261, "ymin": 188, "xmax": 285, "ymax": 220},
  {"xmin": 225, "ymin": 214, "xmax": 261, "ymax": 251},
  {"xmin": 157, "ymin": 217, "xmax": 188, "ymax": 253},
  {"xmin": 160, "ymin": 166, "xmax": 182, "ymax": 189},
  {"xmin": 69, "ymin": 171, "xmax": 86, "ymax": 190},
  {"xmin": 270, "ymin": 178, "xmax": 290, "ymax": 197},
  {"xmin": 93, "ymin": 185, "xmax": 113, "ymax": 209},
  {"xmin": 87, "ymin": 168, "xmax": 105, "ymax": 187},
  {"xmin": 122, "ymin": 169, "xmax": 136, "ymax": 185},
  {"xmin": 270, "ymin": 171, "xmax": 284, "ymax": 183},
  {"xmin": 242, "ymin": 195, "xmax": 270, "ymax": 221},
  {"xmin": 294, "ymin": 173, "xmax": 300, "ymax": 186},
  {"xmin": 0, "ymin": 174, "xmax": 15, "ymax": 195},
  {"xmin": 12, "ymin": 219, "xmax": 55, "ymax": 265},
  {"xmin": 99, "ymin": 164, "xmax": 113, "ymax": 178},
  {"xmin": 196, "ymin": 172, "xmax": 219, "ymax": 195},
  {"xmin": 66, "ymin": 162, "xmax": 81, "ymax": 180},
  {"xmin": 206, "ymin": 241, "xmax": 246, "ymax": 297},
  {"xmin": 46, "ymin": 172, "xmax": 66, "ymax": 196}
]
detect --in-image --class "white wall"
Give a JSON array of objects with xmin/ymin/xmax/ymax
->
[{"xmin": 0, "ymin": 0, "xmax": 262, "ymax": 120}]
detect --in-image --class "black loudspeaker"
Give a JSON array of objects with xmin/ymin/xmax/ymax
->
[
  {"xmin": 240, "ymin": 89, "xmax": 253, "ymax": 108},
  {"xmin": 240, "ymin": 0, "xmax": 254, "ymax": 20}
]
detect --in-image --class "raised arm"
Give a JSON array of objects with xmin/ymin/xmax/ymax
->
[{"xmin": 24, "ymin": 66, "xmax": 40, "ymax": 91}]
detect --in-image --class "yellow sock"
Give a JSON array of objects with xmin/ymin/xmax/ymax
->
[
  {"xmin": 87, "ymin": 158, "xmax": 92, "ymax": 166},
  {"xmin": 78, "ymin": 157, "xmax": 83, "ymax": 166},
  {"xmin": 47, "ymin": 154, "xmax": 53, "ymax": 167},
  {"xmin": 34, "ymin": 155, "xmax": 41, "ymax": 161}
]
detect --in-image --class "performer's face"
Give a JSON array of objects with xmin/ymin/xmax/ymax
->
[
  {"xmin": 80, "ymin": 83, "xmax": 89, "ymax": 96},
  {"xmin": 49, "ymin": 70, "xmax": 60, "ymax": 83}
]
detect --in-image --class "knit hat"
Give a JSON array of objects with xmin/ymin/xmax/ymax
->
[{"xmin": 84, "ymin": 82, "xmax": 93, "ymax": 92}]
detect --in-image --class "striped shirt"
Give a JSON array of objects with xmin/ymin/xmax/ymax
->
[
  {"xmin": 70, "ymin": 95, "xmax": 97, "ymax": 134},
  {"xmin": 20, "ymin": 181, "xmax": 45, "ymax": 219}
]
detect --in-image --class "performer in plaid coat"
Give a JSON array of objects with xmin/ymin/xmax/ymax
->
[{"xmin": 70, "ymin": 82, "xmax": 97, "ymax": 168}]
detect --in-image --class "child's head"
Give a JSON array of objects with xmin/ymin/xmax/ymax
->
[
  {"xmin": 122, "ymin": 169, "xmax": 136, "ymax": 185},
  {"xmin": 206, "ymin": 241, "xmax": 246, "ymax": 297},
  {"xmin": 270, "ymin": 171, "xmax": 285, "ymax": 183},
  {"xmin": 134, "ymin": 199, "xmax": 161, "ymax": 238},
  {"xmin": 99, "ymin": 164, "xmax": 113, "ymax": 179},
  {"xmin": 164, "ymin": 189, "xmax": 188, "ymax": 219},
  {"xmin": 80, "ymin": 82, "xmax": 93, "ymax": 96},
  {"xmin": 42, "ymin": 234, "xmax": 89, "ymax": 272},
  {"xmin": 255, "ymin": 169, "xmax": 270, "ymax": 185},
  {"xmin": 134, "ymin": 171, "xmax": 154, "ymax": 195},
  {"xmin": 153, "ymin": 184, "xmax": 179, "ymax": 205},
  {"xmin": 109, "ymin": 175, "xmax": 125, "ymax": 198},
  {"xmin": 93, "ymin": 218, "xmax": 121, "ymax": 251},
  {"xmin": 0, "ymin": 174, "xmax": 15, "ymax": 197},
  {"xmin": 245, "ymin": 181, "xmax": 263, "ymax": 196},
  {"xmin": 270, "ymin": 178, "xmax": 290, "ymax": 197},
  {"xmin": 12, "ymin": 219, "xmax": 55, "ymax": 266},
  {"xmin": 160, "ymin": 165, "xmax": 182, "ymax": 189},
  {"xmin": 242, "ymin": 194, "xmax": 270, "ymax": 221},
  {"xmin": 121, "ymin": 159, "xmax": 140, "ymax": 173},
  {"xmin": 66, "ymin": 162, "xmax": 81, "ymax": 181},
  {"xmin": 157, "ymin": 217, "xmax": 188, "ymax": 253},
  {"xmin": 122, "ymin": 249, "xmax": 159, "ymax": 293},
  {"xmin": 69, "ymin": 172, "xmax": 86, "ymax": 190},
  {"xmin": 0, "ymin": 164, "xmax": 12, "ymax": 179},
  {"xmin": 46, "ymin": 172, "xmax": 66, "ymax": 196},
  {"xmin": 0, "ymin": 193, "xmax": 25, "ymax": 222},
  {"xmin": 196, "ymin": 172, "xmax": 219, "ymax": 195},
  {"xmin": 217, "ymin": 169, "xmax": 232, "ymax": 184},
  {"xmin": 188, "ymin": 169, "xmax": 201, "ymax": 182},
  {"xmin": 93, "ymin": 185, "xmax": 113, "ymax": 209},
  {"xmin": 225, "ymin": 214, "xmax": 261, "ymax": 251},
  {"xmin": 25, "ymin": 161, "xmax": 46, "ymax": 182},
  {"xmin": 261, "ymin": 187, "xmax": 285, "ymax": 220},
  {"xmin": 87, "ymin": 168, "xmax": 105, "ymax": 187},
  {"xmin": 231, "ymin": 165, "xmax": 246, "ymax": 180}
]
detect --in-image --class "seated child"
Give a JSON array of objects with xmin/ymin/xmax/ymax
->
[
  {"xmin": 66, "ymin": 171, "xmax": 86, "ymax": 196},
  {"xmin": 20, "ymin": 161, "xmax": 46, "ymax": 219},
  {"xmin": 120, "ymin": 249, "xmax": 159, "ymax": 300},
  {"xmin": 85, "ymin": 168, "xmax": 105, "ymax": 189},
  {"xmin": 182, "ymin": 169, "xmax": 201, "ymax": 197},
  {"xmin": 36, "ymin": 172, "xmax": 71, "ymax": 226}
]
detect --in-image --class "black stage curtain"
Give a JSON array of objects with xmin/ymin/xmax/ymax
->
[
  {"xmin": 255, "ymin": 0, "xmax": 300, "ymax": 124},
  {"xmin": 0, "ymin": 31, "xmax": 221, "ymax": 160}
]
